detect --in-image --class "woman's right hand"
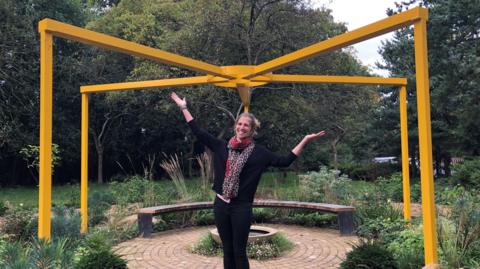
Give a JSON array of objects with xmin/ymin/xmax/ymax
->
[{"xmin": 171, "ymin": 92, "xmax": 187, "ymax": 108}]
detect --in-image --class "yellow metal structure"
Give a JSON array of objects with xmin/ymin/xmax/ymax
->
[
  {"xmin": 38, "ymin": 6, "xmax": 436, "ymax": 266},
  {"xmin": 399, "ymin": 86, "xmax": 411, "ymax": 220},
  {"xmin": 81, "ymin": 93, "xmax": 89, "ymax": 233}
]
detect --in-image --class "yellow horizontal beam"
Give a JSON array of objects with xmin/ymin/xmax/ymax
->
[
  {"xmin": 246, "ymin": 7, "xmax": 428, "ymax": 78},
  {"xmin": 38, "ymin": 19, "xmax": 234, "ymax": 79},
  {"xmin": 80, "ymin": 76, "xmax": 228, "ymax": 93},
  {"xmin": 252, "ymin": 74, "xmax": 407, "ymax": 86}
]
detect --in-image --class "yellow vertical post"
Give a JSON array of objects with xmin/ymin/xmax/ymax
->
[
  {"xmin": 399, "ymin": 86, "xmax": 411, "ymax": 220},
  {"xmin": 81, "ymin": 93, "xmax": 89, "ymax": 233},
  {"xmin": 237, "ymin": 84, "xmax": 250, "ymax": 112},
  {"xmin": 38, "ymin": 30, "xmax": 53, "ymax": 239},
  {"xmin": 414, "ymin": 17, "xmax": 439, "ymax": 266}
]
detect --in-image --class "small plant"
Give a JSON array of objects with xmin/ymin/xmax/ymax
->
[
  {"xmin": 0, "ymin": 205, "xmax": 35, "ymax": 241},
  {"xmin": 190, "ymin": 233, "xmax": 222, "ymax": 256},
  {"xmin": 437, "ymin": 195, "xmax": 480, "ymax": 268},
  {"xmin": 19, "ymin": 143, "xmax": 61, "ymax": 183},
  {"xmin": 387, "ymin": 227, "xmax": 424, "ymax": 269},
  {"xmin": 0, "ymin": 200, "xmax": 7, "ymax": 216},
  {"xmin": 50, "ymin": 206, "xmax": 83, "ymax": 246},
  {"xmin": 451, "ymin": 157, "xmax": 480, "ymax": 189},
  {"xmin": 74, "ymin": 232, "xmax": 127, "ymax": 269},
  {"xmin": 109, "ymin": 175, "xmax": 150, "ymax": 206},
  {"xmin": 0, "ymin": 238, "xmax": 74, "ymax": 269},
  {"xmin": 340, "ymin": 240, "xmax": 398, "ymax": 269},
  {"xmin": 196, "ymin": 152, "xmax": 213, "ymax": 200},
  {"xmin": 160, "ymin": 153, "xmax": 190, "ymax": 202},
  {"xmin": 191, "ymin": 233, "xmax": 294, "ymax": 260},
  {"xmin": 299, "ymin": 166, "xmax": 352, "ymax": 204},
  {"xmin": 88, "ymin": 190, "xmax": 115, "ymax": 226}
]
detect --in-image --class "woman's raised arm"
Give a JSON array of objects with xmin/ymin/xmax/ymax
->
[
  {"xmin": 171, "ymin": 92, "xmax": 193, "ymax": 122},
  {"xmin": 291, "ymin": 131, "xmax": 326, "ymax": 156}
]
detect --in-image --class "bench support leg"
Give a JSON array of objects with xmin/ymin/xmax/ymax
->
[
  {"xmin": 338, "ymin": 211, "xmax": 354, "ymax": 235},
  {"xmin": 138, "ymin": 213, "xmax": 153, "ymax": 238}
]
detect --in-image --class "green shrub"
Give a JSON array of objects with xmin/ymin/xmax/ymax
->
[
  {"xmin": 377, "ymin": 173, "xmax": 404, "ymax": 202},
  {"xmin": 51, "ymin": 206, "xmax": 83, "ymax": 245},
  {"xmin": 435, "ymin": 184, "xmax": 470, "ymax": 205},
  {"xmin": 451, "ymin": 157, "xmax": 480, "ymax": 189},
  {"xmin": 74, "ymin": 232, "xmax": 127, "ymax": 269},
  {"xmin": 252, "ymin": 208, "xmax": 276, "ymax": 223},
  {"xmin": 191, "ymin": 233, "xmax": 294, "ymax": 260},
  {"xmin": 356, "ymin": 218, "xmax": 407, "ymax": 244},
  {"xmin": 437, "ymin": 196, "xmax": 480, "ymax": 268},
  {"xmin": 281, "ymin": 212, "xmax": 336, "ymax": 227},
  {"xmin": 109, "ymin": 175, "xmax": 150, "ymax": 206},
  {"xmin": 0, "ymin": 238, "xmax": 74, "ymax": 269},
  {"xmin": 299, "ymin": 166, "xmax": 352, "ymax": 203},
  {"xmin": 387, "ymin": 226, "xmax": 424, "ymax": 269},
  {"xmin": 0, "ymin": 206, "xmax": 36, "ymax": 241},
  {"xmin": 190, "ymin": 233, "xmax": 222, "ymax": 256},
  {"xmin": 0, "ymin": 200, "xmax": 7, "ymax": 216},
  {"xmin": 193, "ymin": 210, "xmax": 215, "ymax": 226},
  {"xmin": 340, "ymin": 240, "xmax": 398, "ymax": 269},
  {"xmin": 88, "ymin": 191, "xmax": 115, "ymax": 226},
  {"xmin": 340, "ymin": 162, "xmax": 399, "ymax": 181},
  {"xmin": 355, "ymin": 202, "xmax": 403, "ymax": 226}
]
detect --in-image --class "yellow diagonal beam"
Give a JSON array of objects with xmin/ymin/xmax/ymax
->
[
  {"xmin": 38, "ymin": 19, "xmax": 234, "ymax": 79},
  {"xmin": 80, "ymin": 76, "xmax": 229, "ymax": 93},
  {"xmin": 252, "ymin": 74, "xmax": 407, "ymax": 86},
  {"xmin": 246, "ymin": 7, "xmax": 427, "ymax": 78}
]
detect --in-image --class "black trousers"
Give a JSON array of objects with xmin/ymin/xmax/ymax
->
[{"xmin": 214, "ymin": 196, "xmax": 253, "ymax": 269}]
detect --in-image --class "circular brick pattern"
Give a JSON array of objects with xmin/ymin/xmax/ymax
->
[{"xmin": 115, "ymin": 224, "xmax": 357, "ymax": 269}]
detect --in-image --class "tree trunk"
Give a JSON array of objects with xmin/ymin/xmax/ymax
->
[
  {"xmin": 331, "ymin": 141, "xmax": 338, "ymax": 170},
  {"xmin": 97, "ymin": 146, "xmax": 103, "ymax": 184}
]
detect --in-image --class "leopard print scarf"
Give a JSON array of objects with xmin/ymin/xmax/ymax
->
[{"xmin": 222, "ymin": 141, "xmax": 255, "ymax": 199}]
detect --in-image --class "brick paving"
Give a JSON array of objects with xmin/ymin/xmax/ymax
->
[{"xmin": 115, "ymin": 224, "xmax": 357, "ymax": 269}]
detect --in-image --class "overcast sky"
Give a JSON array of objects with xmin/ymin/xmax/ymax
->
[{"xmin": 311, "ymin": 0, "xmax": 400, "ymax": 76}]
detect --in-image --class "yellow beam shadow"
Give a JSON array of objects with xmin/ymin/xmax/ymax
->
[
  {"xmin": 81, "ymin": 76, "xmax": 229, "ymax": 93},
  {"xmin": 246, "ymin": 7, "xmax": 427, "ymax": 78},
  {"xmin": 38, "ymin": 19, "xmax": 234, "ymax": 79},
  {"xmin": 252, "ymin": 74, "xmax": 407, "ymax": 86}
]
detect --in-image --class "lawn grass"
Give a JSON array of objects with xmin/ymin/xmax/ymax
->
[
  {"xmin": 0, "ymin": 171, "xmax": 375, "ymax": 208},
  {"xmin": 0, "ymin": 183, "xmax": 110, "ymax": 208}
]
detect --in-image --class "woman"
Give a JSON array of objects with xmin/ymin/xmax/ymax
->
[{"xmin": 171, "ymin": 92, "xmax": 325, "ymax": 269}]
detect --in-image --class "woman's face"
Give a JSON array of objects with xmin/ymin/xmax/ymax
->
[{"xmin": 235, "ymin": 116, "xmax": 253, "ymax": 140}]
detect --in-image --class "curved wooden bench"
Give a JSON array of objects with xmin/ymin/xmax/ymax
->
[{"xmin": 138, "ymin": 200, "xmax": 355, "ymax": 237}]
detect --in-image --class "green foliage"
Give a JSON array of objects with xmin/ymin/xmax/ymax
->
[
  {"xmin": 299, "ymin": 167, "xmax": 352, "ymax": 203},
  {"xmin": 0, "ymin": 238, "xmax": 74, "ymax": 269},
  {"xmin": 88, "ymin": 190, "xmax": 115, "ymax": 226},
  {"xmin": 190, "ymin": 233, "xmax": 222, "ymax": 256},
  {"xmin": 50, "ymin": 206, "xmax": 83, "ymax": 246},
  {"xmin": 109, "ymin": 175, "xmax": 150, "ymax": 206},
  {"xmin": 0, "ymin": 205, "xmax": 36, "ymax": 241},
  {"xmin": 387, "ymin": 227, "xmax": 424, "ymax": 269},
  {"xmin": 451, "ymin": 157, "xmax": 480, "ymax": 189},
  {"xmin": 340, "ymin": 162, "xmax": 399, "ymax": 181},
  {"xmin": 435, "ymin": 184, "xmax": 469, "ymax": 205},
  {"xmin": 340, "ymin": 240, "xmax": 398, "ymax": 269},
  {"xmin": 437, "ymin": 196, "xmax": 480, "ymax": 268},
  {"xmin": 0, "ymin": 200, "xmax": 7, "ymax": 216},
  {"xmin": 356, "ymin": 218, "xmax": 407, "ymax": 245},
  {"xmin": 74, "ymin": 232, "xmax": 127, "ymax": 269},
  {"xmin": 376, "ymin": 173, "xmax": 420, "ymax": 203},
  {"xmin": 160, "ymin": 154, "xmax": 190, "ymax": 202},
  {"xmin": 191, "ymin": 232, "xmax": 294, "ymax": 260}
]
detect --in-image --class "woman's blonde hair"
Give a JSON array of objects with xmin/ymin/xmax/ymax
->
[{"xmin": 235, "ymin": 112, "xmax": 261, "ymax": 136}]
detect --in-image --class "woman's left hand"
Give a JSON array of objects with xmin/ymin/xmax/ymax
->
[{"xmin": 304, "ymin": 131, "xmax": 326, "ymax": 142}]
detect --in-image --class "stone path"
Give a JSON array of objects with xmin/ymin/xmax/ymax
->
[{"xmin": 115, "ymin": 224, "xmax": 357, "ymax": 269}]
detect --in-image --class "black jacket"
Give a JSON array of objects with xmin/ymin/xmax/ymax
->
[{"xmin": 188, "ymin": 120, "xmax": 297, "ymax": 202}]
